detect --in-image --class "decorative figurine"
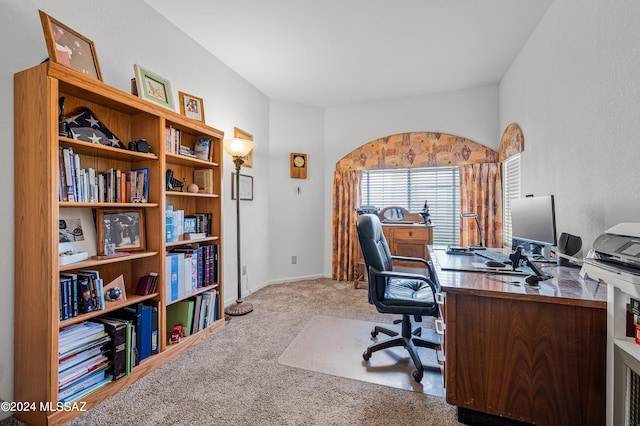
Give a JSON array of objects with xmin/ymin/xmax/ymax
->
[
  {"xmin": 58, "ymin": 97, "xmax": 71, "ymax": 137},
  {"xmin": 419, "ymin": 200, "xmax": 432, "ymax": 224},
  {"xmin": 166, "ymin": 169, "xmax": 186, "ymax": 191}
]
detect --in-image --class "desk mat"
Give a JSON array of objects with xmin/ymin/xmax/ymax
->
[{"xmin": 278, "ymin": 315, "xmax": 444, "ymax": 397}]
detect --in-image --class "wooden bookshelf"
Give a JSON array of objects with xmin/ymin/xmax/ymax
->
[{"xmin": 14, "ymin": 62, "xmax": 224, "ymax": 426}]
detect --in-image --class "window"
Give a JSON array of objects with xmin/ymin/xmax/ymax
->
[
  {"xmin": 502, "ymin": 154, "xmax": 521, "ymax": 247},
  {"xmin": 361, "ymin": 167, "xmax": 461, "ymax": 245}
]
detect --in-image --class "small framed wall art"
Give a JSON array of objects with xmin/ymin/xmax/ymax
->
[
  {"xmin": 178, "ymin": 92, "xmax": 205, "ymax": 123},
  {"xmin": 290, "ymin": 153, "xmax": 307, "ymax": 179},
  {"xmin": 133, "ymin": 64, "xmax": 175, "ymax": 110},
  {"xmin": 39, "ymin": 10, "xmax": 102, "ymax": 81},
  {"xmin": 231, "ymin": 173, "xmax": 254, "ymax": 201}
]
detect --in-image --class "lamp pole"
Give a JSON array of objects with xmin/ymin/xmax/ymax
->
[
  {"xmin": 225, "ymin": 156, "xmax": 253, "ymax": 316},
  {"xmin": 223, "ymin": 137, "xmax": 256, "ymax": 316}
]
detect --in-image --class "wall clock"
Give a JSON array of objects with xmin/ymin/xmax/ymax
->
[{"xmin": 290, "ymin": 153, "xmax": 307, "ymax": 179}]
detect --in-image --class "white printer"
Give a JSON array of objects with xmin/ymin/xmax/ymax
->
[{"xmin": 580, "ymin": 223, "xmax": 640, "ymax": 288}]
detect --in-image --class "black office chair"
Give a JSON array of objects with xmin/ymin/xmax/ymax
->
[{"xmin": 355, "ymin": 214, "xmax": 441, "ymax": 382}]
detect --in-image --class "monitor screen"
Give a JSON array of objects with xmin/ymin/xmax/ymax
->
[{"xmin": 511, "ymin": 195, "xmax": 557, "ymax": 248}]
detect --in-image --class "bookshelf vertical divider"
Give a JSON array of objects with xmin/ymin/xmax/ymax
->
[{"xmin": 14, "ymin": 62, "xmax": 224, "ymax": 426}]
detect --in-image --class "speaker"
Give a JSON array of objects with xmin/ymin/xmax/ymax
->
[{"xmin": 558, "ymin": 233, "xmax": 582, "ymax": 256}]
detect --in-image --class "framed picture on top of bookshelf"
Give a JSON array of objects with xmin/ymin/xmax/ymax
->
[
  {"xmin": 133, "ymin": 64, "xmax": 174, "ymax": 110},
  {"xmin": 96, "ymin": 208, "xmax": 146, "ymax": 254},
  {"xmin": 178, "ymin": 92, "xmax": 205, "ymax": 123},
  {"xmin": 39, "ymin": 10, "xmax": 102, "ymax": 81}
]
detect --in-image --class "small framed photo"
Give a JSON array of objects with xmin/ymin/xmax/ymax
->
[
  {"xmin": 96, "ymin": 208, "xmax": 146, "ymax": 254},
  {"xmin": 133, "ymin": 64, "xmax": 175, "ymax": 110},
  {"xmin": 59, "ymin": 207, "xmax": 97, "ymax": 258},
  {"xmin": 178, "ymin": 92, "xmax": 205, "ymax": 123},
  {"xmin": 231, "ymin": 173, "xmax": 254, "ymax": 201},
  {"xmin": 39, "ymin": 10, "xmax": 102, "ymax": 81}
]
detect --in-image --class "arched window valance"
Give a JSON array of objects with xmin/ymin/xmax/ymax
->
[
  {"xmin": 335, "ymin": 132, "xmax": 499, "ymax": 171},
  {"xmin": 498, "ymin": 123, "xmax": 524, "ymax": 162}
]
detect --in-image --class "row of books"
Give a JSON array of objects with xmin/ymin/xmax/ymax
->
[
  {"xmin": 57, "ymin": 302, "xmax": 161, "ymax": 403},
  {"xmin": 165, "ymin": 125, "xmax": 213, "ymax": 162},
  {"xmin": 58, "ymin": 146, "xmax": 149, "ymax": 203},
  {"xmin": 165, "ymin": 206, "xmax": 213, "ymax": 243},
  {"xmin": 59, "ymin": 270, "xmax": 105, "ymax": 321},
  {"xmin": 58, "ymin": 321, "xmax": 112, "ymax": 403},
  {"xmin": 166, "ymin": 290, "xmax": 219, "ymax": 340},
  {"xmin": 166, "ymin": 244, "xmax": 219, "ymax": 303}
]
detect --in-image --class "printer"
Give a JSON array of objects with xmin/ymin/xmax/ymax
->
[{"xmin": 580, "ymin": 223, "xmax": 640, "ymax": 288}]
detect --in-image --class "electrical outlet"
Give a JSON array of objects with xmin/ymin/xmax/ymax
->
[
  {"xmin": 291, "ymin": 256, "xmax": 297, "ymax": 265},
  {"xmin": 242, "ymin": 265, "xmax": 247, "ymax": 275}
]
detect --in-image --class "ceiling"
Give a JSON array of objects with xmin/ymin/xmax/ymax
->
[{"xmin": 145, "ymin": 0, "xmax": 553, "ymax": 108}]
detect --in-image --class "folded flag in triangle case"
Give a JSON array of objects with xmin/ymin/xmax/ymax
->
[{"xmin": 65, "ymin": 107, "xmax": 126, "ymax": 149}]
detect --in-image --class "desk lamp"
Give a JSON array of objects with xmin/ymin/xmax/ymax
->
[
  {"xmin": 223, "ymin": 137, "xmax": 256, "ymax": 316},
  {"xmin": 461, "ymin": 213, "xmax": 485, "ymax": 250}
]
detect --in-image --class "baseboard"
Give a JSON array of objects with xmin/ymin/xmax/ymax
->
[{"xmin": 223, "ymin": 274, "xmax": 331, "ymax": 308}]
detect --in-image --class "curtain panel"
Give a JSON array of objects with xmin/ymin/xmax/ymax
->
[
  {"xmin": 459, "ymin": 163, "xmax": 503, "ymax": 248},
  {"xmin": 332, "ymin": 170, "xmax": 362, "ymax": 281}
]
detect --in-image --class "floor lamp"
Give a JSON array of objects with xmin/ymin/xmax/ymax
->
[
  {"xmin": 223, "ymin": 137, "xmax": 256, "ymax": 316},
  {"xmin": 461, "ymin": 212, "xmax": 485, "ymax": 250}
]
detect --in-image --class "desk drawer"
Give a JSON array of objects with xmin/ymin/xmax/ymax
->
[{"xmin": 393, "ymin": 228, "xmax": 431, "ymax": 240}]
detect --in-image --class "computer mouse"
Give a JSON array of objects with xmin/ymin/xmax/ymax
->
[{"xmin": 485, "ymin": 260, "xmax": 507, "ymax": 268}]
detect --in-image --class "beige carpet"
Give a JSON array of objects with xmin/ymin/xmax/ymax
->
[{"xmin": 278, "ymin": 314, "xmax": 444, "ymax": 397}]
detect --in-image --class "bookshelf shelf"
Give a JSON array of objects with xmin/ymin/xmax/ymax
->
[
  {"xmin": 59, "ymin": 137, "xmax": 159, "ymax": 161},
  {"xmin": 58, "ymin": 293, "xmax": 159, "ymax": 327},
  {"xmin": 166, "ymin": 236, "xmax": 219, "ymax": 248},
  {"xmin": 59, "ymin": 202, "xmax": 159, "ymax": 208},
  {"xmin": 165, "ymin": 191, "xmax": 219, "ymax": 198},
  {"xmin": 166, "ymin": 283, "xmax": 220, "ymax": 306},
  {"xmin": 166, "ymin": 152, "xmax": 219, "ymax": 168},
  {"xmin": 58, "ymin": 251, "xmax": 159, "ymax": 272},
  {"xmin": 14, "ymin": 62, "xmax": 224, "ymax": 426}
]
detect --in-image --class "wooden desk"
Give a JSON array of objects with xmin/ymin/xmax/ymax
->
[{"xmin": 429, "ymin": 246, "xmax": 607, "ymax": 426}]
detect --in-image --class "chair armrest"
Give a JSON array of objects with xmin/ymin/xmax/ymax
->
[
  {"xmin": 369, "ymin": 267, "xmax": 439, "ymax": 295},
  {"xmin": 390, "ymin": 256, "xmax": 435, "ymax": 277}
]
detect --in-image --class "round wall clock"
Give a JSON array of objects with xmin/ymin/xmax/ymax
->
[{"xmin": 290, "ymin": 153, "xmax": 307, "ymax": 179}]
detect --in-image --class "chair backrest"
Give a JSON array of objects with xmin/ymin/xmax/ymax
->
[{"xmin": 356, "ymin": 214, "xmax": 393, "ymax": 274}]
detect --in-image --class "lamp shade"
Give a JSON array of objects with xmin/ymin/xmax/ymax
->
[{"xmin": 223, "ymin": 138, "xmax": 256, "ymax": 158}]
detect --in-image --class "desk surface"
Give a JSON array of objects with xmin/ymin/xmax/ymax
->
[{"xmin": 430, "ymin": 246, "xmax": 607, "ymax": 309}]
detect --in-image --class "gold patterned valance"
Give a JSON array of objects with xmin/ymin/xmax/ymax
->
[
  {"xmin": 498, "ymin": 123, "xmax": 524, "ymax": 162},
  {"xmin": 335, "ymin": 132, "xmax": 498, "ymax": 171}
]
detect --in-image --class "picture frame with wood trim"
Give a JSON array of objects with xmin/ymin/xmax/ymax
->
[
  {"xmin": 39, "ymin": 10, "xmax": 102, "ymax": 81},
  {"xmin": 96, "ymin": 208, "xmax": 146, "ymax": 254},
  {"xmin": 178, "ymin": 92, "xmax": 205, "ymax": 123}
]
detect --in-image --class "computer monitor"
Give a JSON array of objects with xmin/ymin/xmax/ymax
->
[{"xmin": 510, "ymin": 195, "xmax": 557, "ymax": 261}]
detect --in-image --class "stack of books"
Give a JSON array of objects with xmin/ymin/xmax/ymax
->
[{"xmin": 57, "ymin": 322, "xmax": 113, "ymax": 403}]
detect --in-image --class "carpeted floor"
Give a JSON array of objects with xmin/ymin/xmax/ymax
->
[{"xmin": 1, "ymin": 278, "xmax": 462, "ymax": 426}]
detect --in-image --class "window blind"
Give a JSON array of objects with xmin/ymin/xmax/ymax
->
[
  {"xmin": 361, "ymin": 167, "xmax": 461, "ymax": 245},
  {"xmin": 502, "ymin": 154, "xmax": 521, "ymax": 247}
]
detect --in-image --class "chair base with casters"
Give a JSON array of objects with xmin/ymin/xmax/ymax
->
[
  {"xmin": 356, "ymin": 213, "xmax": 442, "ymax": 383},
  {"xmin": 363, "ymin": 313, "xmax": 440, "ymax": 382}
]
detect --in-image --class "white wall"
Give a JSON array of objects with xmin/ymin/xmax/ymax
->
[
  {"xmin": 500, "ymin": 0, "xmax": 640, "ymax": 252},
  {"xmin": 322, "ymin": 85, "xmax": 500, "ymax": 273},
  {"xmin": 0, "ymin": 0, "xmax": 271, "ymax": 412},
  {"xmin": 267, "ymin": 100, "xmax": 326, "ymax": 283}
]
